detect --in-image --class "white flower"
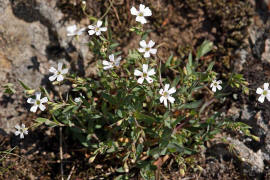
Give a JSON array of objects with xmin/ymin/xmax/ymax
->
[
  {"xmin": 14, "ymin": 124, "xmax": 28, "ymax": 139},
  {"xmin": 130, "ymin": 4, "xmax": 152, "ymax": 24},
  {"xmin": 74, "ymin": 97, "xmax": 82, "ymax": 103},
  {"xmin": 134, "ymin": 64, "xmax": 155, "ymax": 84},
  {"xmin": 49, "ymin": 62, "xmax": 68, "ymax": 82},
  {"xmin": 27, "ymin": 92, "xmax": 48, "ymax": 113},
  {"xmin": 210, "ymin": 79, "xmax": 222, "ymax": 92},
  {"xmin": 256, "ymin": 83, "xmax": 270, "ymax": 103},
  {"xmin": 88, "ymin": 20, "xmax": 107, "ymax": 36},
  {"xmin": 103, "ymin": 54, "xmax": 121, "ymax": 70},
  {"xmin": 138, "ymin": 40, "xmax": 157, "ymax": 58},
  {"xmin": 66, "ymin": 25, "xmax": 86, "ymax": 36},
  {"xmin": 159, "ymin": 84, "xmax": 176, "ymax": 107}
]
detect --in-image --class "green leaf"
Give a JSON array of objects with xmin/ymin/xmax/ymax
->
[
  {"xmin": 134, "ymin": 112, "xmax": 155, "ymax": 124},
  {"xmin": 207, "ymin": 61, "xmax": 215, "ymax": 71},
  {"xmin": 196, "ymin": 40, "xmax": 213, "ymax": 60},
  {"xmin": 179, "ymin": 100, "xmax": 203, "ymax": 109},
  {"xmin": 165, "ymin": 54, "xmax": 173, "ymax": 68},
  {"xmin": 35, "ymin": 118, "xmax": 59, "ymax": 127},
  {"xmin": 18, "ymin": 80, "xmax": 30, "ymax": 90}
]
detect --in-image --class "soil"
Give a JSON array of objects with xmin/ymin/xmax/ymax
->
[{"xmin": 1, "ymin": 0, "xmax": 270, "ymax": 179}]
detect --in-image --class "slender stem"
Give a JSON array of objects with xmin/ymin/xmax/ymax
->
[{"xmin": 59, "ymin": 127, "xmax": 64, "ymax": 180}]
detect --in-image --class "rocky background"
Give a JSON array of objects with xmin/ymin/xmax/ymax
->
[{"xmin": 0, "ymin": 0, "xmax": 270, "ymax": 179}]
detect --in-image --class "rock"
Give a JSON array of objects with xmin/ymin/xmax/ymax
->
[
  {"xmin": 227, "ymin": 137, "xmax": 264, "ymax": 176},
  {"xmin": 0, "ymin": 0, "xmax": 94, "ymax": 134}
]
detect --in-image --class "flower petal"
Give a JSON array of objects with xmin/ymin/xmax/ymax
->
[
  {"xmin": 258, "ymin": 95, "xmax": 265, "ymax": 103},
  {"xmin": 150, "ymin": 48, "xmax": 157, "ymax": 55},
  {"xmin": 217, "ymin": 85, "xmax": 222, "ymax": 90},
  {"xmin": 137, "ymin": 16, "xmax": 147, "ymax": 24},
  {"xmin": 137, "ymin": 77, "xmax": 144, "ymax": 84},
  {"xmin": 266, "ymin": 94, "xmax": 270, "ymax": 102},
  {"xmin": 146, "ymin": 76, "xmax": 153, "ymax": 83},
  {"xmin": 130, "ymin": 7, "xmax": 139, "ymax": 15},
  {"xmin": 168, "ymin": 96, "xmax": 175, "ymax": 104},
  {"xmin": 88, "ymin": 30, "xmax": 95, "ymax": 35},
  {"xmin": 264, "ymin": 83, "xmax": 269, "ymax": 90},
  {"xmin": 39, "ymin": 104, "xmax": 46, "ymax": 111},
  {"xmin": 27, "ymin": 98, "xmax": 35, "ymax": 104},
  {"xmin": 148, "ymin": 40, "xmax": 155, "ymax": 48},
  {"xmin": 139, "ymin": 4, "xmax": 145, "ymax": 12},
  {"xmin": 103, "ymin": 65, "xmax": 113, "ymax": 70},
  {"xmin": 103, "ymin": 60, "xmax": 110, "ymax": 66},
  {"xmin": 109, "ymin": 54, "xmax": 115, "ymax": 62},
  {"xmin": 49, "ymin": 67, "xmax": 57, "ymax": 73},
  {"xmin": 58, "ymin": 62, "xmax": 63, "ymax": 71},
  {"xmin": 35, "ymin": 92, "xmax": 41, "ymax": 100},
  {"xmin": 164, "ymin": 84, "xmax": 170, "ymax": 91},
  {"xmin": 134, "ymin": 69, "xmax": 142, "ymax": 76},
  {"xmin": 57, "ymin": 75, "xmax": 64, "ymax": 82},
  {"xmin": 168, "ymin": 87, "xmax": 176, "ymax": 94},
  {"xmin": 142, "ymin": 64, "xmax": 148, "ymax": 73},
  {"xmin": 138, "ymin": 48, "xmax": 145, "ymax": 53},
  {"xmin": 49, "ymin": 74, "xmax": 57, "ymax": 82},
  {"xmin": 30, "ymin": 105, "xmax": 38, "ymax": 113},
  {"xmin": 15, "ymin": 131, "xmax": 20, "ymax": 136},
  {"xmin": 143, "ymin": 7, "xmax": 152, "ymax": 16},
  {"xmin": 40, "ymin": 97, "xmax": 48, "ymax": 103},
  {"xmin": 144, "ymin": 51, "xmax": 150, "ymax": 58},
  {"xmin": 97, "ymin": 20, "xmax": 103, "ymax": 27},
  {"xmin": 163, "ymin": 99, "xmax": 168, "ymax": 107},
  {"xmin": 160, "ymin": 96, "xmax": 165, "ymax": 103},
  {"xmin": 88, "ymin": 25, "xmax": 95, "ymax": 29},
  {"xmin": 21, "ymin": 124, "xmax": 25, "ymax": 128},
  {"xmin": 256, "ymin": 88, "xmax": 263, "ymax": 94},
  {"xmin": 159, "ymin": 89, "xmax": 164, "ymax": 95},
  {"xmin": 140, "ymin": 40, "xmax": 147, "ymax": 48},
  {"xmin": 20, "ymin": 133, "xmax": 24, "ymax": 139},
  {"xmin": 100, "ymin": 27, "xmax": 107, "ymax": 32},
  {"xmin": 61, "ymin": 68, "xmax": 68, "ymax": 74},
  {"xmin": 147, "ymin": 68, "xmax": 156, "ymax": 76},
  {"xmin": 95, "ymin": 31, "xmax": 101, "ymax": 36},
  {"xmin": 212, "ymin": 86, "xmax": 217, "ymax": 92}
]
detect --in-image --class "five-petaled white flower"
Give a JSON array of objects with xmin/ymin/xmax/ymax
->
[
  {"xmin": 159, "ymin": 84, "xmax": 176, "ymax": 107},
  {"xmin": 134, "ymin": 64, "xmax": 156, "ymax": 84},
  {"xmin": 138, "ymin": 40, "xmax": 157, "ymax": 58},
  {"xmin": 88, "ymin": 20, "xmax": 107, "ymax": 36},
  {"xmin": 49, "ymin": 62, "xmax": 68, "ymax": 82},
  {"xmin": 210, "ymin": 79, "xmax": 222, "ymax": 92},
  {"xmin": 66, "ymin": 25, "xmax": 86, "ymax": 36},
  {"xmin": 256, "ymin": 83, "xmax": 270, "ymax": 103},
  {"xmin": 103, "ymin": 54, "xmax": 122, "ymax": 70},
  {"xmin": 130, "ymin": 4, "xmax": 152, "ymax": 24},
  {"xmin": 27, "ymin": 92, "xmax": 48, "ymax": 113},
  {"xmin": 14, "ymin": 124, "xmax": 28, "ymax": 139}
]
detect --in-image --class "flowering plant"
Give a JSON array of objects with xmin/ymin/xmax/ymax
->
[{"xmin": 5, "ymin": 3, "xmax": 254, "ymax": 179}]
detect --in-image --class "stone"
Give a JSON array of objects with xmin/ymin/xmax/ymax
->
[{"xmin": 0, "ymin": 0, "xmax": 94, "ymax": 134}]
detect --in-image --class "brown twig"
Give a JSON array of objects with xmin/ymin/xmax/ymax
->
[
  {"xmin": 67, "ymin": 164, "xmax": 76, "ymax": 180},
  {"xmin": 59, "ymin": 127, "xmax": 64, "ymax": 180}
]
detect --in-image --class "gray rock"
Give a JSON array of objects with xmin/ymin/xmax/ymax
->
[
  {"xmin": 0, "ymin": 0, "xmax": 94, "ymax": 134},
  {"xmin": 227, "ymin": 137, "xmax": 264, "ymax": 176}
]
